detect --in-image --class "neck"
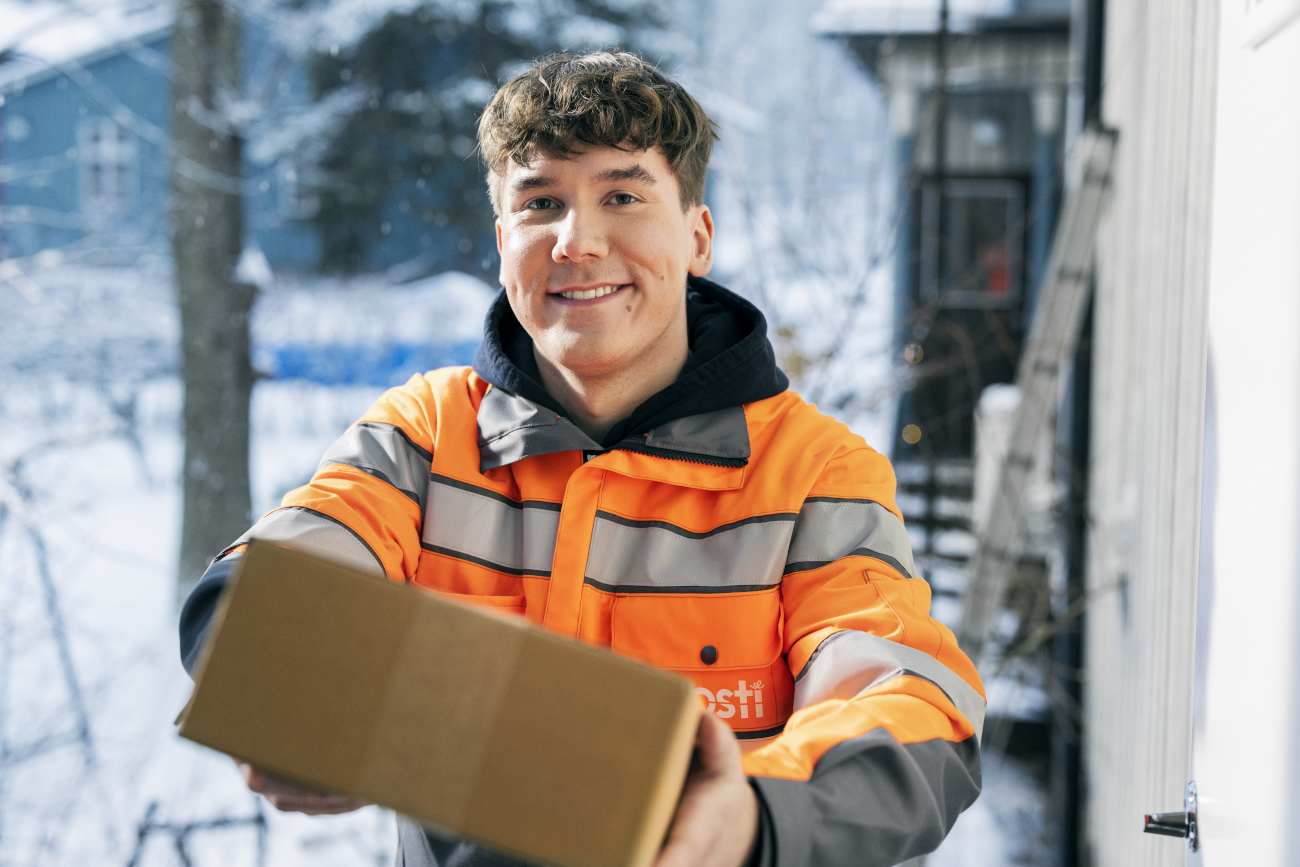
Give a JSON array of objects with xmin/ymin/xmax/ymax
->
[{"xmin": 535, "ymin": 340, "xmax": 689, "ymax": 443}]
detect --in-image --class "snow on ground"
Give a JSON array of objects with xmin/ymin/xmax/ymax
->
[
  {"xmin": 0, "ymin": 410, "xmax": 396, "ymax": 867},
  {"xmin": 929, "ymin": 748, "xmax": 1056, "ymax": 867},
  {"xmin": 0, "ymin": 263, "xmax": 499, "ymax": 866},
  {"xmin": 0, "ymin": 390, "xmax": 400, "ymax": 866}
]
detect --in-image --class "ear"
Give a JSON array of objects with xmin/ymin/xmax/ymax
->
[
  {"xmin": 687, "ymin": 205, "xmax": 714, "ymax": 278},
  {"xmin": 495, "ymin": 219, "xmax": 504, "ymax": 254}
]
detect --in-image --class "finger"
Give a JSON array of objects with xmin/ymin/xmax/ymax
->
[
  {"xmin": 655, "ymin": 782, "xmax": 757, "ymax": 867},
  {"xmin": 654, "ymin": 715, "xmax": 757, "ymax": 867},
  {"xmin": 295, "ymin": 802, "xmax": 366, "ymax": 816},
  {"xmin": 241, "ymin": 765, "xmax": 315, "ymax": 798},
  {"xmin": 694, "ymin": 712, "xmax": 744, "ymax": 779},
  {"xmin": 237, "ymin": 761, "xmax": 272, "ymax": 792},
  {"xmin": 237, "ymin": 761, "xmax": 362, "ymax": 804},
  {"xmin": 264, "ymin": 795, "xmax": 367, "ymax": 815}
]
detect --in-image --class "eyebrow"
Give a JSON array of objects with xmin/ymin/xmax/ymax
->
[
  {"xmin": 595, "ymin": 164, "xmax": 657, "ymax": 186},
  {"xmin": 509, "ymin": 164, "xmax": 657, "ymax": 197},
  {"xmin": 510, "ymin": 175, "xmax": 555, "ymax": 195}
]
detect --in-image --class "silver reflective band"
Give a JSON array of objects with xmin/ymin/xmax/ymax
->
[
  {"xmin": 585, "ymin": 512, "xmax": 795, "ymax": 592},
  {"xmin": 319, "ymin": 422, "xmax": 432, "ymax": 510},
  {"xmin": 786, "ymin": 498, "xmax": 918, "ymax": 579},
  {"xmin": 423, "ymin": 476, "xmax": 559, "ymax": 576},
  {"xmin": 795, "ymin": 630, "xmax": 985, "ymax": 743},
  {"xmin": 233, "ymin": 506, "xmax": 385, "ymax": 577}
]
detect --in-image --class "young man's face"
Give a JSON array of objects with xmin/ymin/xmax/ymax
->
[{"xmin": 495, "ymin": 145, "xmax": 713, "ymax": 384}]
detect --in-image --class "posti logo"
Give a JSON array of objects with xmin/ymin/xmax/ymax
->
[{"xmin": 696, "ymin": 681, "xmax": 764, "ymax": 720}]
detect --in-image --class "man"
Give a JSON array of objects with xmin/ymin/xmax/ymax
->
[{"xmin": 180, "ymin": 51, "xmax": 985, "ymax": 867}]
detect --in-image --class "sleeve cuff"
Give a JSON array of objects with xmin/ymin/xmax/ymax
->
[
  {"xmin": 178, "ymin": 553, "xmax": 240, "ymax": 677},
  {"xmin": 748, "ymin": 775, "xmax": 814, "ymax": 867}
]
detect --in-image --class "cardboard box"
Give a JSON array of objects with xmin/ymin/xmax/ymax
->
[{"xmin": 179, "ymin": 539, "xmax": 700, "ymax": 867}]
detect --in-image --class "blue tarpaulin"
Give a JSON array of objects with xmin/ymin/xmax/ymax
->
[{"xmin": 265, "ymin": 341, "xmax": 482, "ymax": 387}]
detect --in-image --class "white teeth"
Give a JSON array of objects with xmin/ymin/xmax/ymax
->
[{"xmin": 559, "ymin": 285, "xmax": 621, "ymax": 300}]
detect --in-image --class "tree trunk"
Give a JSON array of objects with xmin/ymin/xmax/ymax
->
[{"xmin": 171, "ymin": 0, "xmax": 254, "ymax": 603}]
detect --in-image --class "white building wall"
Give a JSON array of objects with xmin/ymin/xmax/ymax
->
[
  {"xmin": 1084, "ymin": 0, "xmax": 1220, "ymax": 864},
  {"xmin": 1197, "ymin": 1, "xmax": 1300, "ymax": 864}
]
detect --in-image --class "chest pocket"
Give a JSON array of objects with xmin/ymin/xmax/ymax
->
[{"xmin": 610, "ymin": 589, "xmax": 794, "ymax": 737}]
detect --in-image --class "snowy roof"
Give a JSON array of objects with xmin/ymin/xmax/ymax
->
[
  {"xmin": 811, "ymin": 0, "xmax": 1069, "ymax": 36},
  {"xmin": 0, "ymin": 0, "xmax": 171, "ymax": 93}
]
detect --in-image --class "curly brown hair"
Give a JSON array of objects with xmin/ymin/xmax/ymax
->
[{"xmin": 478, "ymin": 51, "xmax": 719, "ymax": 215}]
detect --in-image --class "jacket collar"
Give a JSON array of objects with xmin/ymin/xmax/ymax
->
[
  {"xmin": 477, "ymin": 386, "xmax": 751, "ymax": 472},
  {"xmin": 472, "ymin": 275, "xmax": 782, "ymax": 471}
]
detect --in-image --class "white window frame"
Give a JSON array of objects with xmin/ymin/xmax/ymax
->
[
  {"xmin": 77, "ymin": 117, "xmax": 137, "ymax": 222},
  {"xmin": 278, "ymin": 159, "xmax": 319, "ymax": 220},
  {"xmin": 918, "ymin": 177, "xmax": 1026, "ymax": 309}
]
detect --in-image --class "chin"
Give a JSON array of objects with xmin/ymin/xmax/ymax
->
[{"xmin": 546, "ymin": 343, "xmax": 630, "ymax": 379}]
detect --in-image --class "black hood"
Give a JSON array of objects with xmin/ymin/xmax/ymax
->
[{"xmin": 471, "ymin": 275, "xmax": 789, "ymax": 448}]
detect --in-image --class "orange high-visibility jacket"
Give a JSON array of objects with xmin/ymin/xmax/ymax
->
[
  {"xmin": 182, "ymin": 279, "xmax": 985, "ymax": 866},
  {"xmin": 208, "ymin": 368, "xmax": 985, "ymax": 865}
]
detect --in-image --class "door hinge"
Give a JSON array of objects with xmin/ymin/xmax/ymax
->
[{"xmin": 1143, "ymin": 780, "xmax": 1198, "ymax": 852}]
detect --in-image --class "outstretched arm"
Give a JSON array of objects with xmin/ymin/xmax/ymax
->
[{"xmin": 737, "ymin": 443, "xmax": 985, "ymax": 867}]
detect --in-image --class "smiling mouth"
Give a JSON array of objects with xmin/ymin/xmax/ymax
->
[{"xmin": 554, "ymin": 284, "xmax": 627, "ymax": 301}]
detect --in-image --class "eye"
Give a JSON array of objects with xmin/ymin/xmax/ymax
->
[
  {"xmin": 525, "ymin": 197, "xmax": 561, "ymax": 211},
  {"xmin": 609, "ymin": 192, "xmax": 638, "ymax": 205}
]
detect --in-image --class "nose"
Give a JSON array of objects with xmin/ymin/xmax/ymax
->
[{"xmin": 552, "ymin": 205, "xmax": 607, "ymax": 264}]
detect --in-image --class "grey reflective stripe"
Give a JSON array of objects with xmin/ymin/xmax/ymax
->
[
  {"xmin": 795, "ymin": 630, "xmax": 985, "ymax": 743},
  {"xmin": 785, "ymin": 498, "xmax": 918, "ymax": 579},
  {"xmin": 422, "ymin": 474, "xmax": 559, "ymax": 576},
  {"xmin": 477, "ymin": 387, "xmax": 600, "ymax": 470},
  {"xmin": 319, "ymin": 421, "xmax": 432, "ymax": 510},
  {"xmin": 584, "ymin": 511, "xmax": 796, "ymax": 592},
  {"xmin": 644, "ymin": 406, "xmax": 750, "ymax": 460},
  {"xmin": 232, "ymin": 506, "xmax": 385, "ymax": 578}
]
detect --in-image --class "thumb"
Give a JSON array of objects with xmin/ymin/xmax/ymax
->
[{"xmin": 695, "ymin": 710, "xmax": 744, "ymax": 779}]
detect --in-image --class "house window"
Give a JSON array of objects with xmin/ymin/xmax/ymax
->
[
  {"xmin": 279, "ymin": 160, "xmax": 319, "ymax": 219},
  {"xmin": 918, "ymin": 178, "xmax": 1025, "ymax": 308},
  {"xmin": 78, "ymin": 118, "xmax": 136, "ymax": 217}
]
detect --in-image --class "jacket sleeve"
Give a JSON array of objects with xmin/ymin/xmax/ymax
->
[
  {"xmin": 178, "ymin": 373, "xmax": 441, "ymax": 674},
  {"xmin": 742, "ymin": 444, "xmax": 986, "ymax": 867}
]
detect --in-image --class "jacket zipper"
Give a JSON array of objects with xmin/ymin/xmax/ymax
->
[{"xmin": 608, "ymin": 439, "xmax": 748, "ymax": 468}]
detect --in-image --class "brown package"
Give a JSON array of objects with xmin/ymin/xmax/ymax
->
[{"xmin": 179, "ymin": 539, "xmax": 700, "ymax": 867}]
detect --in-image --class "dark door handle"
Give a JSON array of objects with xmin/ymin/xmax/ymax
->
[
  {"xmin": 1144, "ymin": 811, "xmax": 1191, "ymax": 837},
  {"xmin": 1143, "ymin": 781, "xmax": 1198, "ymax": 851}
]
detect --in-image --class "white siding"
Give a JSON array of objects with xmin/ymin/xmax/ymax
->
[
  {"xmin": 1197, "ymin": 1, "xmax": 1300, "ymax": 863},
  {"xmin": 1085, "ymin": 0, "xmax": 1220, "ymax": 864}
]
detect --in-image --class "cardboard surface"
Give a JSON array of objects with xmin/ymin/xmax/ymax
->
[{"xmin": 180, "ymin": 539, "xmax": 700, "ymax": 867}]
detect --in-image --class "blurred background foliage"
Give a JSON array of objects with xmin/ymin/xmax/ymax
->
[{"xmin": 282, "ymin": 0, "xmax": 676, "ymax": 273}]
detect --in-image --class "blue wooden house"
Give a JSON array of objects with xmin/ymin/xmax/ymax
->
[
  {"xmin": 0, "ymin": 0, "xmax": 500, "ymax": 275},
  {"xmin": 0, "ymin": 2, "xmax": 324, "ymax": 268},
  {"xmin": 0, "ymin": 1, "xmax": 493, "ymax": 386}
]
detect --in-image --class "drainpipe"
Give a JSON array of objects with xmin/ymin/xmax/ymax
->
[
  {"xmin": 1057, "ymin": 2, "xmax": 1106, "ymax": 865},
  {"xmin": 0, "ymin": 95, "xmax": 6, "ymax": 260},
  {"xmin": 890, "ymin": 85, "xmax": 919, "ymax": 458},
  {"xmin": 892, "ymin": 86, "xmax": 919, "ymax": 350},
  {"xmin": 1027, "ymin": 86, "xmax": 1063, "ymax": 329}
]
